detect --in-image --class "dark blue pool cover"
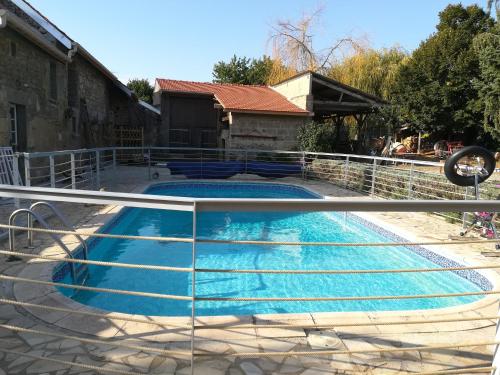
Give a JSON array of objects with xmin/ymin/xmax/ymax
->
[{"xmin": 165, "ymin": 161, "xmax": 302, "ymax": 179}]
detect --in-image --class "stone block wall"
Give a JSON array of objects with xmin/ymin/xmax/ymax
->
[
  {"xmin": 0, "ymin": 19, "xmax": 146, "ymax": 151},
  {"xmin": 227, "ymin": 113, "xmax": 309, "ymax": 151},
  {"xmin": 0, "ymin": 26, "xmax": 69, "ymax": 152}
]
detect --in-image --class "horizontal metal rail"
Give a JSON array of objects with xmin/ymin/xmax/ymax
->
[
  {"xmin": 1, "ymin": 184, "xmax": 499, "ymax": 212},
  {"xmin": 1, "ymin": 223, "xmax": 499, "ymax": 247}
]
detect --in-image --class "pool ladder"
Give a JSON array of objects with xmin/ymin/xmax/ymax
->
[{"xmin": 8, "ymin": 201, "xmax": 89, "ymax": 285}]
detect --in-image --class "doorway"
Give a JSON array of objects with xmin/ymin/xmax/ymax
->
[{"xmin": 9, "ymin": 103, "xmax": 27, "ymax": 152}]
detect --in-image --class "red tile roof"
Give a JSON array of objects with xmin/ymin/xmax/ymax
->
[{"xmin": 155, "ymin": 79, "xmax": 310, "ymax": 116}]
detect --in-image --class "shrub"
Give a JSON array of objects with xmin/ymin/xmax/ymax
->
[{"xmin": 297, "ymin": 121, "xmax": 336, "ymax": 153}]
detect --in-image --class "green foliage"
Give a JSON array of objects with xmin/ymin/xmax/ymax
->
[
  {"xmin": 212, "ymin": 55, "xmax": 274, "ymax": 85},
  {"xmin": 473, "ymin": 13, "xmax": 500, "ymax": 142},
  {"xmin": 297, "ymin": 122, "xmax": 336, "ymax": 152},
  {"xmin": 328, "ymin": 47, "xmax": 408, "ymax": 100},
  {"xmin": 127, "ymin": 78, "xmax": 154, "ymax": 104},
  {"xmin": 392, "ymin": 4, "xmax": 494, "ymax": 139}
]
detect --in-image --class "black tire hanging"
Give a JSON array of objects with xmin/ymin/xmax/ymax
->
[{"xmin": 444, "ymin": 146, "xmax": 496, "ymax": 186}]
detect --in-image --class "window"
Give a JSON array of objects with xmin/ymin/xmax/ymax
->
[
  {"xmin": 9, "ymin": 104, "xmax": 18, "ymax": 147},
  {"xmin": 10, "ymin": 41, "xmax": 16, "ymax": 57},
  {"xmin": 49, "ymin": 61, "xmax": 57, "ymax": 101},
  {"xmin": 201, "ymin": 129, "xmax": 217, "ymax": 148},
  {"xmin": 71, "ymin": 117, "xmax": 79, "ymax": 136},
  {"xmin": 170, "ymin": 129, "xmax": 190, "ymax": 146}
]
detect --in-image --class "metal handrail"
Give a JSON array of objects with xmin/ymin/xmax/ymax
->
[
  {"xmin": 1, "ymin": 184, "xmax": 500, "ymax": 213},
  {"xmin": 16, "ymin": 146, "xmax": 445, "ymax": 167},
  {"xmin": 28, "ymin": 201, "xmax": 88, "ymax": 260},
  {"xmin": 8, "ymin": 208, "xmax": 77, "ymax": 282}
]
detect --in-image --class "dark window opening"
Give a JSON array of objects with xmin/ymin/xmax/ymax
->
[
  {"xmin": 170, "ymin": 129, "xmax": 190, "ymax": 146},
  {"xmin": 49, "ymin": 61, "xmax": 57, "ymax": 101},
  {"xmin": 201, "ymin": 129, "xmax": 217, "ymax": 148},
  {"xmin": 8, "ymin": 103, "xmax": 26, "ymax": 152},
  {"xmin": 10, "ymin": 41, "xmax": 16, "ymax": 57},
  {"xmin": 9, "ymin": 104, "xmax": 17, "ymax": 146},
  {"xmin": 71, "ymin": 117, "xmax": 79, "ymax": 136}
]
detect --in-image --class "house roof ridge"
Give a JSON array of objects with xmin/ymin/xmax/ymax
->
[{"xmin": 156, "ymin": 78, "xmax": 268, "ymax": 89}]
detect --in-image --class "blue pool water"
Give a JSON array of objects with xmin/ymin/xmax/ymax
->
[{"xmin": 57, "ymin": 182, "xmax": 488, "ymax": 316}]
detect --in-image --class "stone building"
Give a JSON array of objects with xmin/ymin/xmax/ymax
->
[
  {"xmin": 153, "ymin": 72, "xmax": 385, "ymax": 151},
  {"xmin": 0, "ymin": 0, "xmax": 159, "ymax": 153},
  {"xmin": 153, "ymin": 79, "xmax": 310, "ymax": 150}
]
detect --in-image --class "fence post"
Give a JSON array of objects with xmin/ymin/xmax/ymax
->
[
  {"xmin": 407, "ymin": 162, "xmax": 414, "ymax": 199},
  {"xmin": 49, "ymin": 155, "xmax": 55, "ymax": 188},
  {"xmin": 200, "ymin": 150, "xmax": 203, "ymax": 179},
  {"xmin": 301, "ymin": 151, "xmax": 306, "ymax": 180},
  {"xmin": 244, "ymin": 151, "xmax": 248, "ymax": 175},
  {"xmin": 462, "ymin": 186, "xmax": 469, "ymax": 230},
  {"xmin": 370, "ymin": 158, "xmax": 377, "ymax": 196},
  {"xmin": 12, "ymin": 155, "xmax": 20, "ymax": 208},
  {"xmin": 344, "ymin": 156, "xmax": 350, "ymax": 189},
  {"xmin": 492, "ymin": 303, "xmax": 500, "ymax": 375},
  {"xmin": 147, "ymin": 148, "xmax": 152, "ymax": 180},
  {"xmin": 112, "ymin": 149, "xmax": 117, "ymax": 171},
  {"xmin": 24, "ymin": 154, "xmax": 31, "ymax": 188},
  {"xmin": 190, "ymin": 202, "xmax": 197, "ymax": 375},
  {"xmin": 70, "ymin": 153, "xmax": 76, "ymax": 189},
  {"xmin": 95, "ymin": 150, "xmax": 100, "ymax": 189}
]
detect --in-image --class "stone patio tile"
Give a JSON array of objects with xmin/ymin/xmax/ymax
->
[
  {"xmin": 254, "ymin": 327, "xmax": 306, "ymax": 338},
  {"xmin": 13, "ymin": 280, "xmax": 53, "ymax": 303},
  {"xmin": 196, "ymin": 328, "xmax": 257, "ymax": 341},
  {"xmin": 54, "ymin": 313, "xmax": 127, "ymax": 338},
  {"xmin": 149, "ymin": 356, "xmax": 177, "ymax": 374},
  {"xmin": 257, "ymin": 337, "xmax": 301, "ymax": 352},
  {"xmin": 369, "ymin": 314, "xmax": 439, "ymax": 335},
  {"xmin": 115, "ymin": 321, "xmax": 193, "ymax": 342}
]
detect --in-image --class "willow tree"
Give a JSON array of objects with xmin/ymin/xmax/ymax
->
[
  {"xmin": 327, "ymin": 47, "xmax": 408, "ymax": 100},
  {"xmin": 266, "ymin": 6, "xmax": 361, "ymax": 84}
]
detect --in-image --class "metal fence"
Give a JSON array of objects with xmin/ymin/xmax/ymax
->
[
  {"xmin": 8, "ymin": 147, "xmax": 498, "ymax": 226},
  {"xmin": 0, "ymin": 185, "xmax": 499, "ymax": 374}
]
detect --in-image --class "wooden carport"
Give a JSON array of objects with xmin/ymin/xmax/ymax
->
[{"xmin": 309, "ymin": 72, "xmax": 386, "ymax": 151}]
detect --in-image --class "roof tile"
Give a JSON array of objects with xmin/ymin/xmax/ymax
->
[{"xmin": 156, "ymin": 79, "xmax": 309, "ymax": 115}]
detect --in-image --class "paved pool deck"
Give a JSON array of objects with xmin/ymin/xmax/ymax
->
[{"xmin": 0, "ymin": 167, "xmax": 498, "ymax": 374}]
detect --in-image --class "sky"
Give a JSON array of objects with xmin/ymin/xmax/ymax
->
[{"xmin": 28, "ymin": 0, "xmax": 490, "ymax": 84}]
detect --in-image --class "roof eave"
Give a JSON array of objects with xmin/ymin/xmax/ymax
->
[
  {"xmin": 0, "ymin": 9, "xmax": 70, "ymax": 63},
  {"xmin": 225, "ymin": 109, "xmax": 312, "ymax": 117}
]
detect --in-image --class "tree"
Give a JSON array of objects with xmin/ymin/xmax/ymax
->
[
  {"xmin": 127, "ymin": 78, "xmax": 154, "ymax": 104},
  {"xmin": 297, "ymin": 121, "xmax": 336, "ymax": 152},
  {"xmin": 473, "ymin": 11, "xmax": 500, "ymax": 142},
  {"xmin": 328, "ymin": 46, "xmax": 408, "ymax": 100},
  {"xmin": 212, "ymin": 55, "xmax": 273, "ymax": 85},
  {"xmin": 392, "ymin": 4, "xmax": 494, "ymax": 140},
  {"xmin": 267, "ymin": 6, "xmax": 362, "ymax": 84}
]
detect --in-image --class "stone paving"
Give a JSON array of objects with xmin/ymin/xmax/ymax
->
[{"xmin": 0, "ymin": 167, "xmax": 498, "ymax": 374}]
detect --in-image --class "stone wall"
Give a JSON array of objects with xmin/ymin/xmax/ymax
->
[
  {"xmin": 67, "ymin": 54, "xmax": 112, "ymax": 148},
  {"xmin": 0, "ymin": 14, "xmax": 151, "ymax": 151},
  {"xmin": 227, "ymin": 112, "xmax": 308, "ymax": 150},
  {"xmin": 112, "ymin": 95, "xmax": 161, "ymax": 147},
  {"xmin": 0, "ymin": 26, "xmax": 69, "ymax": 152}
]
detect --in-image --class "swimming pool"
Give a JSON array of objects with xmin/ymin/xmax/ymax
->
[{"xmin": 55, "ymin": 181, "xmax": 491, "ymax": 316}]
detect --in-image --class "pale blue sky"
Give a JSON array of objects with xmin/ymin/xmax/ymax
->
[{"xmin": 28, "ymin": 0, "xmax": 489, "ymax": 83}]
